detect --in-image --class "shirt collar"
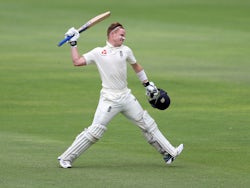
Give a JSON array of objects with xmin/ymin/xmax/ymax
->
[{"xmin": 106, "ymin": 41, "xmax": 123, "ymax": 49}]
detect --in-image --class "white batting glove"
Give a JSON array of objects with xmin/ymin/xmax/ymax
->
[
  {"xmin": 145, "ymin": 82, "xmax": 159, "ymax": 101},
  {"xmin": 65, "ymin": 27, "xmax": 80, "ymax": 46}
]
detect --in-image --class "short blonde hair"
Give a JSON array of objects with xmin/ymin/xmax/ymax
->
[{"xmin": 107, "ymin": 22, "xmax": 124, "ymax": 37}]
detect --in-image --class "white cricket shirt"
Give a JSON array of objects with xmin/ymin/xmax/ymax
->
[{"xmin": 83, "ymin": 41, "xmax": 137, "ymax": 90}]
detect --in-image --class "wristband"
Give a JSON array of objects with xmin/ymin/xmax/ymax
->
[
  {"xmin": 143, "ymin": 82, "xmax": 150, "ymax": 87},
  {"xmin": 136, "ymin": 70, "xmax": 148, "ymax": 82}
]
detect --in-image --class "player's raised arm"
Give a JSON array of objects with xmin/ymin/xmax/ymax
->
[{"xmin": 64, "ymin": 27, "xmax": 86, "ymax": 66}]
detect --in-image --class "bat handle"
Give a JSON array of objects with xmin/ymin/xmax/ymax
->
[{"xmin": 57, "ymin": 35, "xmax": 73, "ymax": 47}]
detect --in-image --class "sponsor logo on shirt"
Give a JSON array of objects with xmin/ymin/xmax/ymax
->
[{"xmin": 101, "ymin": 49, "xmax": 107, "ymax": 55}]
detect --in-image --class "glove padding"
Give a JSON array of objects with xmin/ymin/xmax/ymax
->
[
  {"xmin": 65, "ymin": 27, "xmax": 80, "ymax": 42},
  {"xmin": 145, "ymin": 82, "xmax": 159, "ymax": 101}
]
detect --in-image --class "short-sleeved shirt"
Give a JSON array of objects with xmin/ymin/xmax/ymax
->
[{"xmin": 83, "ymin": 42, "xmax": 136, "ymax": 90}]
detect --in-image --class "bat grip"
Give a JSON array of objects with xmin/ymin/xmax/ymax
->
[{"xmin": 57, "ymin": 35, "xmax": 73, "ymax": 47}]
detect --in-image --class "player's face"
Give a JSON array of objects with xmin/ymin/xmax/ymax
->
[{"xmin": 110, "ymin": 28, "xmax": 126, "ymax": 47}]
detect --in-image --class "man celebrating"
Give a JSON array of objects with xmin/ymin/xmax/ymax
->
[{"xmin": 58, "ymin": 22, "xmax": 183, "ymax": 168}]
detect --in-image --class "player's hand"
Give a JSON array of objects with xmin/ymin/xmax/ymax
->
[
  {"xmin": 65, "ymin": 27, "xmax": 80, "ymax": 42},
  {"xmin": 145, "ymin": 82, "xmax": 159, "ymax": 100}
]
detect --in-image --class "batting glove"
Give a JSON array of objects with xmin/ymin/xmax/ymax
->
[
  {"xmin": 65, "ymin": 27, "xmax": 80, "ymax": 46},
  {"xmin": 144, "ymin": 82, "xmax": 159, "ymax": 101}
]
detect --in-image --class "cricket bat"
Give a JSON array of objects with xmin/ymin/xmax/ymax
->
[{"xmin": 57, "ymin": 11, "xmax": 111, "ymax": 47}]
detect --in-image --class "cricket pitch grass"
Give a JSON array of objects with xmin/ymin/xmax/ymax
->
[{"xmin": 0, "ymin": 0, "xmax": 249, "ymax": 187}]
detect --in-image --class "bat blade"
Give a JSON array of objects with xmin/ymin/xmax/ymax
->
[
  {"xmin": 57, "ymin": 11, "xmax": 111, "ymax": 47},
  {"xmin": 78, "ymin": 11, "xmax": 111, "ymax": 33}
]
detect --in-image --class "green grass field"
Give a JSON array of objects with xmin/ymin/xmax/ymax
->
[{"xmin": 0, "ymin": 0, "xmax": 249, "ymax": 187}]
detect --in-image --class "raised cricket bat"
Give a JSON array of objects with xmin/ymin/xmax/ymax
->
[{"xmin": 57, "ymin": 11, "xmax": 111, "ymax": 47}]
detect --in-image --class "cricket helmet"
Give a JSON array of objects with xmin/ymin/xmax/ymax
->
[{"xmin": 148, "ymin": 88, "xmax": 171, "ymax": 110}]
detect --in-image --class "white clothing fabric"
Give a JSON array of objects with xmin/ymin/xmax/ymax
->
[
  {"xmin": 83, "ymin": 41, "xmax": 136, "ymax": 90},
  {"xmin": 83, "ymin": 42, "xmax": 144, "ymax": 127},
  {"xmin": 58, "ymin": 41, "xmax": 180, "ymax": 165}
]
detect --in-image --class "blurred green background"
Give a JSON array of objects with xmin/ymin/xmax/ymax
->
[{"xmin": 0, "ymin": 0, "xmax": 249, "ymax": 187}]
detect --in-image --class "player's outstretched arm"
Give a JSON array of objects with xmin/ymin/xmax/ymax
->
[{"xmin": 65, "ymin": 27, "xmax": 86, "ymax": 66}]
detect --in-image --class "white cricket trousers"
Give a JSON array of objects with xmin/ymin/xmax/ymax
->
[{"xmin": 59, "ymin": 88, "xmax": 177, "ymax": 163}]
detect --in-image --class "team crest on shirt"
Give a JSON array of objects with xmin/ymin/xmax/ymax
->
[{"xmin": 120, "ymin": 51, "xmax": 123, "ymax": 57}]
